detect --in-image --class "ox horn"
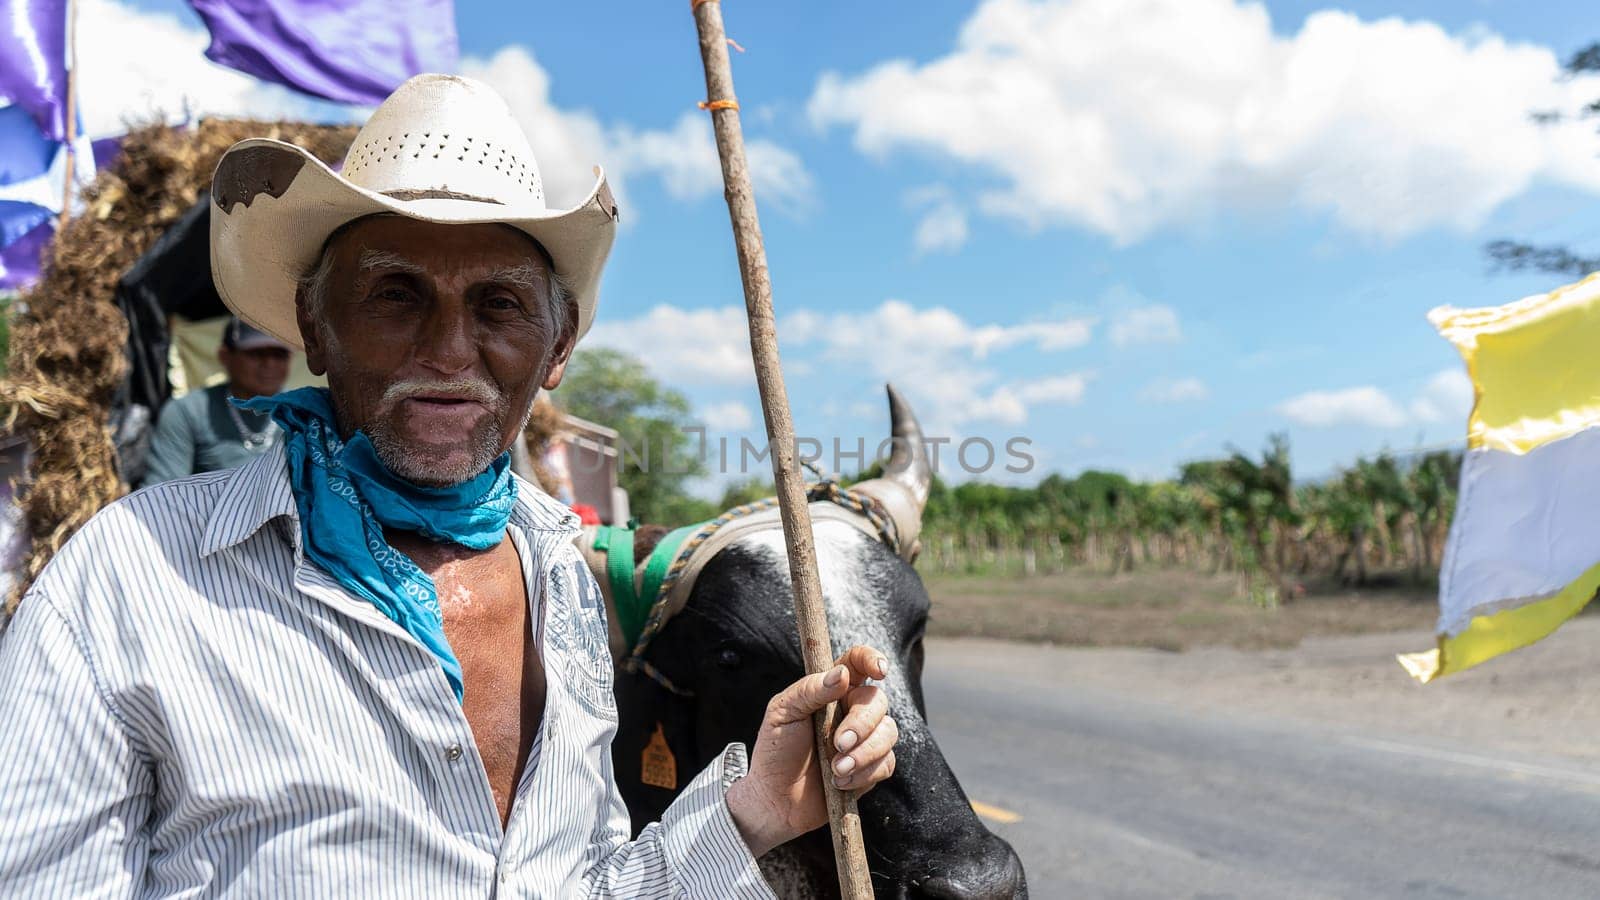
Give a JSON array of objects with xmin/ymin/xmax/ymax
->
[{"xmin": 850, "ymin": 383, "xmax": 932, "ymax": 562}]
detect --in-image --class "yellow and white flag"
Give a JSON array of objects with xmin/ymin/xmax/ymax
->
[{"xmin": 1400, "ymin": 272, "xmax": 1600, "ymax": 683}]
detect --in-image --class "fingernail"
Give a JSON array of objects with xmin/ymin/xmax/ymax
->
[
  {"xmin": 875, "ymin": 657, "xmax": 889, "ymax": 678},
  {"xmin": 834, "ymin": 774, "xmax": 852, "ymax": 789},
  {"xmin": 824, "ymin": 665, "xmax": 845, "ymax": 687},
  {"xmin": 834, "ymin": 754, "xmax": 856, "ymax": 775},
  {"xmin": 836, "ymin": 729, "xmax": 859, "ymax": 753}
]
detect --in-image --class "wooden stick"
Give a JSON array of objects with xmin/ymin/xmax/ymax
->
[
  {"xmin": 687, "ymin": 3, "xmax": 874, "ymax": 897},
  {"xmin": 58, "ymin": 0, "xmax": 78, "ymax": 230}
]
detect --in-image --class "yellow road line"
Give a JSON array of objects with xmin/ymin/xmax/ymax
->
[{"xmin": 970, "ymin": 800, "xmax": 1022, "ymax": 824}]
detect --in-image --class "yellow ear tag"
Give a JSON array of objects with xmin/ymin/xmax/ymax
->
[{"xmin": 641, "ymin": 722, "xmax": 677, "ymax": 790}]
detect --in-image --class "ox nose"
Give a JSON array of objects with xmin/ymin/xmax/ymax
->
[{"xmin": 913, "ymin": 835, "xmax": 1028, "ymax": 899}]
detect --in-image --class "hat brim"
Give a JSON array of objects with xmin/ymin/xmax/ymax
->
[{"xmin": 209, "ymin": 138, "xmax": 618, "ymax": 351}]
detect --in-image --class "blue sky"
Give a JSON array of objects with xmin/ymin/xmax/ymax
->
[{"xmin": 99, "ymin": 0, "xmax": 1600, "ymax": 491}]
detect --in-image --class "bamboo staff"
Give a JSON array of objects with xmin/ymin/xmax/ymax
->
[{"xmin": 687, "ymin": 2, "xmax": 874, "ymax": 897}]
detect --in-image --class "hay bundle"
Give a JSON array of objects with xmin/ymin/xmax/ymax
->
[{"xmin": 2, "ymin": 119, "xmax": 355, "ymax": 612}]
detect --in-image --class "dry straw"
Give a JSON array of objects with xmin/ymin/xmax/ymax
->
[
  {"xmin": 1, "ymin": 120, "xmax": 355, "ymax": 614},
  {"xmin": 0, "ymin": 120, "xmax": 578, "ymax": 616}
]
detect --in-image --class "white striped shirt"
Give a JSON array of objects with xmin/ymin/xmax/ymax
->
[{"xmin": 0, "ymin": 448, "xmax": 774, "ymax": 898}]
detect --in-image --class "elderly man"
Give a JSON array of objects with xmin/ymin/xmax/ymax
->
[
  {"xmin": 141, "ymin": 317, "xmax": 292, "ymax": 485},
  {"xmin": 0, "ymin": 76, "xmax": 896, "ymax": 897}
]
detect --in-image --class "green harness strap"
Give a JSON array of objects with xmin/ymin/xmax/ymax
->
[
  {"xmin": 592, "ymin": 524, "xmax": 639, "ymax": 638},
  {"xmin": 592, "ymin": 523, "xmax": 703, "ymax": 650}
]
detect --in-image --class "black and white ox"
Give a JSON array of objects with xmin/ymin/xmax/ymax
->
[{"xmin": 603, "ymin": 388, "xmax": 1028, "ymax": 899}]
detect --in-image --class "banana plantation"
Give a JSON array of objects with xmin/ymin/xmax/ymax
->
[{"xmin": 915, "ymin": 435, "xmax": 1462, "ymax": 600}]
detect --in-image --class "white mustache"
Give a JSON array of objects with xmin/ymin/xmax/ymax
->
[{"xmin": 377, "ymin": 378, "xmax": 501, "ymax": 411}]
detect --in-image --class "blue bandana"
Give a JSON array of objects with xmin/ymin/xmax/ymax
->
[{"xmin": 240, "ymin": 387, "xmax": 517, "ymax": 703}]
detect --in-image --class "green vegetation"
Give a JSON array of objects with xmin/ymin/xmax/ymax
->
[
  {"xmin": 552, "ymin": 348, "xmax": 718, "ymax": 524},
  {"xmin": 555, "ymin": 349, "xmax": 1461, "ymax": 604},
  {"xmin": 917, "ymin": 436, "xmax": 1461, "ymax": 606}
]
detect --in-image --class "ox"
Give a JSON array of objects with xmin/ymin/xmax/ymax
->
[{"xmin": 594, "ymin": 388, "xmax": 1029, "ymax": 899}]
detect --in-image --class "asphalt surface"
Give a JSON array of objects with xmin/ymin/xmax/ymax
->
[{"xmin": 922, "ymin": 638, "xmax": 1600, "ymax": 900}]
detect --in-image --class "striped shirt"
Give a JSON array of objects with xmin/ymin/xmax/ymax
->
[{"xmin": 0, "ymin": 448, "xmax": 775, "ymax": 898}]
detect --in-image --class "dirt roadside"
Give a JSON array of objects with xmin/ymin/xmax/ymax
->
[
  {"xmin": 924, "ymin": 569, "xmax": 1441, "ymax": 651},
  {"xmin": 930, "ymin": 617, "xmax": 1600, "ymax": 765}
]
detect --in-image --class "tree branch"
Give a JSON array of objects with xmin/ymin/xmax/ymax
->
[{"xmin": 1484, "ymin": 240, "xmax": 1600, "ymax": 278}]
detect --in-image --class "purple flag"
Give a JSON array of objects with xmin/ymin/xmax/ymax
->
[
  {"xmin": 0, "ymin": 215, "xmax": 51, "ymax": 289},
  {"xmin": 91, "ymin": 135, "xmax": 121, "ymax": 171},
  {"xmin": 0, "ymin": 200, "xmax": 49, "ymax": 250},
  {"xmin": 0, "ymin": 0, "xmax": 68, "ymax": 141},
  {"xmin": 187, "ymin": 0, "xmax": 458, "ymax": 106},
  {"xmin": 0, "ymin": 103, "xmax": 58, "ymax": 184}
]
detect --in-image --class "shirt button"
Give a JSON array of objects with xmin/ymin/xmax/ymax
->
[{"xmin": 445, "ymin": 743, "xmax": 463, "ymax": 762}]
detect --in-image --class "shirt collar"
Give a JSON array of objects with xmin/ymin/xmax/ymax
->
[
  {"xmin": 200, "ymin": 444, "xmax": 582, "ymax": 558},
  {"xmin": 199, "ymin": 447, "xmax": 297, "ymax": 557}
]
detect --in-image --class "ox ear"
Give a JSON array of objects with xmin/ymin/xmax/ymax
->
[{"xmin": 849, "ymin": 384, "xmax": 931, "ymax": 563}]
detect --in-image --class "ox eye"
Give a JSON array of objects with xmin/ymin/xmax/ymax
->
[{"xmin": 716, "ymin": 649, "xmax": 742, "ymax": 670}]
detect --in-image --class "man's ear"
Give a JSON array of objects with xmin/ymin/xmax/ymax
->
[
  {"xmin": 541, "ymin": 325, "xmax": 578, "ymax": 391},
  {"xmin": 296, "ymin": 287, "xmax": 328, "ymax": 376}
]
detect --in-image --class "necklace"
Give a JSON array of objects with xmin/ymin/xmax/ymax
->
[{"xmin": 228, "ymin": 402, "xmax": 275, "ymax": 451}]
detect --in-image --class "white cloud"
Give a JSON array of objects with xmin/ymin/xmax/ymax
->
[
  {"xmin": 608, "ymin": 111, "xmax": 814, "ymax": 214},
  {"xmin": 1279, "ymin": 369, "xmax": 1473, "ymax": 430},
  {"xmin": 907, "ymin": 184, "xmax": 970, "ymax": 253},
  {"xmin": 1017, "ymin": 374, "xmax": 1091, "ymax": 405},
  {"xmin": 808, "ymin": 0, "xmax": 1600, "ymax": 242},
  {"xmin": 77, "ymin": 0, "xmax": 339, "ymax": 137},
  {"xmin": 593, "ymin": 298, "xmax": 1094, "ymax": 431},
  {"xmin": 1277, "ymin": 386, "xmax": 1408, "ymax": 428},
  {"xmin": 459, "ymin": 52, "xmax": 820, "ymax": 214},
  {"xmin": 913, "ymin": 202, "xmax": 969, "ymax": 254},
  {"xmin": 700, "ymin": 401, "xmax": 755, "ymax": 431},
  {"xmin": 971, "ymin": 320, "xmax": 1094, "ymax": 358},
  {"xmin": 585, "ymin": 304, "xmax": 754, "ymax": 384},
  {"xmin": 1109, "ymin": 304, "xmax": 1182, "ymax": 347},
  {"xmin": 1410, "ymin": 368, "xmax": 1473, "ymax": 424},
  {"xmin": 1141, "ymin": 377, "xmax": 1209, "ymax": 404},
  {"xmin": 76, "ymin": 5, "xmax": 814, "ymax": 216},
  {"xmin": 786, "ymin": 300, "xmax": 1095, "ymax": 428},
  {"xmin": 459, "ymin": 47, "xmax": 616, "ymax": 209},
  {"xmin": 963, "ymin": 387, "xmax": 1029, "ymax": 426},
  {"xmin": 796, "ymin": 299, "xmax": 1092, "ymax": 360},
  {"xmin": 466, "ymin": 52, "xmax": 818, "ymax": 213}
]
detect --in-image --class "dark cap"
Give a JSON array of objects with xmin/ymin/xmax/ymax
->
[{"xmin": 223, "ymin": 317, "xmax": 292, "ymax": 352}]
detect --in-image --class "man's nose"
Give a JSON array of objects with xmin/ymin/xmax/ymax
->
[{"xmin": 414, "ymin": 299, "xmax": 477, "ymax": 375}]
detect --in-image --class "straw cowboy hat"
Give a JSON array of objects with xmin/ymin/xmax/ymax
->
[{"xmin": 209, "ymin": 74, "xmax": 619, "ymax": 350}]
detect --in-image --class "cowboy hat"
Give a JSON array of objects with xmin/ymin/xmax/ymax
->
[{"xmin": 209, "ymin": 74, "xmax": 618, "ymax": 350}]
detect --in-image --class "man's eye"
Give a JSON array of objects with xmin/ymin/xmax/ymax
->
[
  {"xmin": 484, "ymin": 295, "xmax": 521, "ymax": 311},
  {"xmin": 376, "ymin": 286, "xmax": 415, "ymax": 303}
]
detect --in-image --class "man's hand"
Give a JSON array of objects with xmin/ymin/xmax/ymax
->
[{"xmin": 725, "ymin": 645, "xmax": 900, "ymax": 858}]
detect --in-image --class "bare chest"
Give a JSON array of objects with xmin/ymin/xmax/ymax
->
[{"xmin": 403, "ymin": 538, "xmax": 546, "ymax": 828}]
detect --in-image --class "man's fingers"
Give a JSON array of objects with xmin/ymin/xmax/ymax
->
[
  {"xmin": 832, "ymin": 714, "xmax": 898, "ymax": 782},
  {"xmin": 834, "ymin": 745, "xmax": 897, "ymax": 792},
  {"xmin": 766, "ymin": 663, "xmax": 851, "ymax": 725},
  {"xmin": 836, "ymin": 645, "xmax": 890, "ymax": 686},
  {"xmin": 833, "ymin": 685, "xmax": 887, "ymax": 753},
  {"xmin": 768, "ymin": 647, "xmax": 889, "ymax": 725}
]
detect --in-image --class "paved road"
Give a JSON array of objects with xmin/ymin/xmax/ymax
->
[{"xmin": 922, "ymin": 639, "xmax": 1600, "ymax": 900}]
